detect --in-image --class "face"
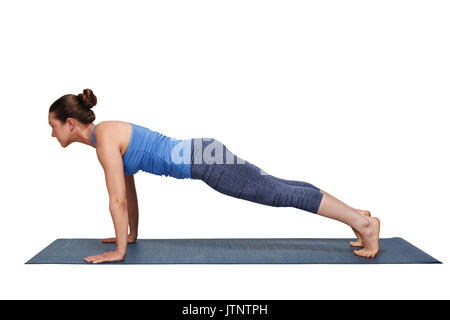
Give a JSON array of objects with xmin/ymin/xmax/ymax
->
[{"xmin": 48, "ymin": 112, "xmax": 72, "ymax": 147}]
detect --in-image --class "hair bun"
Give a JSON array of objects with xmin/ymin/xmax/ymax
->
[{"xmin": 77, "ymin": 88, "xmax": 97, "ymax": 109}]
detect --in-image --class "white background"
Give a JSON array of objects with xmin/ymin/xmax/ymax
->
[{"xmin": 1, "ymin": 0, "xmax": 449, "ymax": 299}]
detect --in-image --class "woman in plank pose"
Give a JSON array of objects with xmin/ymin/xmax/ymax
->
[{"xmin": 48, "ymin": 89, "xmax": 380, "ymax": 263}]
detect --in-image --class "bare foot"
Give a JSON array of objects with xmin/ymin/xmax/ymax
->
[
  {"xmin": 350, "ymin": 210, "xmax": 371, "ymax": 247},
  {"xmin": 354, "ymin": 217, "xmax": 380, "ymax": 258}
]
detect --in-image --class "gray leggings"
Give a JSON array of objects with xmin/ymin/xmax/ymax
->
[{"xmin": 190, "ymin": 138, "xmax": 324, "ymax": 214}]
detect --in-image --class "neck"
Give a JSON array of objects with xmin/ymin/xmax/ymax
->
[{"xmin": 75, "ymin": 123, "xmax": 95, "ymax": 147}]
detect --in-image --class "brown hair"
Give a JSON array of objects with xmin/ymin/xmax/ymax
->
[{"xmin": 49, "ymin": 89, "xmax": 97, "ymax": 124}]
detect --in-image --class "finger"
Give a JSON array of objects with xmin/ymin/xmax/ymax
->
[
  {"xmin": 86, "ymin": 257, "xmax": 97, "ymax": 263},
  {"xmin": 93, "ymin": 255, "xmax": 108, "ymax": 263},
  {"xmin": 85, "ymin": 255, "xmax": 101, "ymax": 263}
]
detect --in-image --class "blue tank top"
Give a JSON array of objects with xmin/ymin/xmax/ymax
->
[{"xmin": 91, "ymin": 122, "xmax": 192, "ymax": 179}]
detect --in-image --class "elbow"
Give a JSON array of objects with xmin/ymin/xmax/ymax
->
[{"xmin": 110, "ymin": 199, "xmax": 128, "ymax": 211}]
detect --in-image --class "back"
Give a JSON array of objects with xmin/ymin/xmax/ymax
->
[
  {"xmin": 120, "ymin": 123, "xmax": 192, "ymax": 178},
  {"xmin": 91, "ymin": 121, "xmax": 192, "ymax": 178}
]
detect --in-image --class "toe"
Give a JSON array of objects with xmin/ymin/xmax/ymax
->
[
  {"xmin": 354, "ymin": 249, "xmax": 372, "ymax": 258},
  {"xmin": 350, "ymin": 241, "xmax": 363, "ymax": 247}
]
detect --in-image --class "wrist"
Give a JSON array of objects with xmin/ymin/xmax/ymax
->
[
  {"xmin": 116, "ymin": 241, "xmax": 127, "ymax": 256},
  {"xmin": 116, "ymin": 249, "xmax": 126, "ymax": 257},
  {"xmin": 129, "ymin": 233, "xmax": 137, "ymax": 240}
]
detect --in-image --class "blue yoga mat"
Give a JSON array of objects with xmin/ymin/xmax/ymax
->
[{"xmin": 25, "ymin": 237, "xmax": 441, "ymax": 264}]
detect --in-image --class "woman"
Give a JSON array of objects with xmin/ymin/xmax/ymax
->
[{"xmin": 48, "ymin": 89, "xmax": 380, "ymax": 264}]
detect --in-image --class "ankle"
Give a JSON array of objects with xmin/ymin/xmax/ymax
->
[{"xmin": 355, "ymin": 216, "xmax": 371, "ymax": 234}]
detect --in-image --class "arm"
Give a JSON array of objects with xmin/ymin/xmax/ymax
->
[
  {"xmin": 101, "ymin": 174, "xmax": 139, "ymax": 243},
  {"xmin": 84, "ymin": 139, "xmax": 128, "ymax": 263},
  {"xmin": 125, "ymin": 174, "xmax": 139, "ymax": 241}
]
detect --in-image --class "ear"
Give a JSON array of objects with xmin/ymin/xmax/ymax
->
[{"xmin": 66, "ymin": 117, "xmax": 76, "ymax": 130}]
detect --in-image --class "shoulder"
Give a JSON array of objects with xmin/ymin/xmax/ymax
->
[
  {"xmin": 94, "ymin": 121, "xmax": 133, "ymax": 158},
  {"xmin": 94, "ymin": 121, "xmax": 129, "ymax": 143},
  {"xmin": 94, "ymin": 120, "xmax": 117, "ymax": 132},
  {"xmin": 94, "ymin": 122, "xmax": 123, "ymax": 161}
]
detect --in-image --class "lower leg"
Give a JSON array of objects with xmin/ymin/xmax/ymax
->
[
  {"xmin": 319, "ymin": 189, "xmax": 367, "ymax": 213},
  {"xmin": 267, "ymin": 175, "xmax": 320, "ymax": 190},
  {"xmin": 316, "ymin": 190, "xmax": 370, "ymax": 231},
  {"xmin": 316, "ymin": 189, "xmax": 381, "ymax": 258},
  {"xmin": 319, "ymin": 188, "xmax": 371, "ymax": 246}
]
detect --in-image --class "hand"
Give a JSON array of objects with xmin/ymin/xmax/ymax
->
[
  {"xmin": 102, "ymin": 234, "xmax": 137, "ymax": 244},
  {"xmin": 84, "ymin": 250, "xmax": 125, "ymax": 264}
]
